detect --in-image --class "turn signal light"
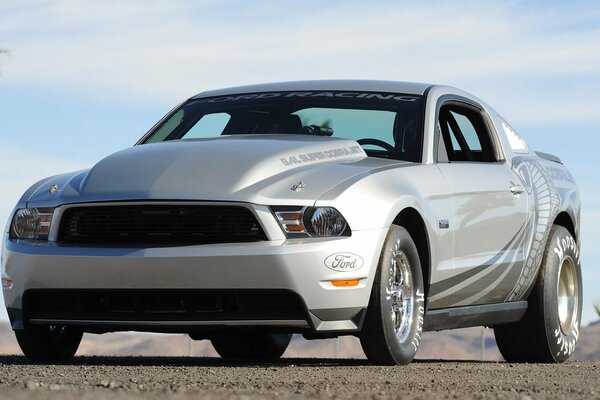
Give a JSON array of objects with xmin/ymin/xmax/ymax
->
[
  {"xmin": 331, "ymin": 279, "xmax": 360, "ymax": 287},
  {"xmin": 274, "ymin": 210, "xmax": 307, "ymax": 234}
]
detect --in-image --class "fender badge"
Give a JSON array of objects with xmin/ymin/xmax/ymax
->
[
  {"xmin": 49, "ymin": 184, "xmax": 60, "ymax": 194},
  {"xmin": 290, "ymin": 181, "xmax": 305, "ymax": 192},
  {"xmin": 324, "ymin": 253, "xmax": 364, "ymax": 272}
]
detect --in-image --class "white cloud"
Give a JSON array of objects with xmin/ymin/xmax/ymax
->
[{"xmin": 1, "ymin": 1, "xmax": 599, "ymax": 123}]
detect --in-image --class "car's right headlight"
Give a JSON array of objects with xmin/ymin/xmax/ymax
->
[
  {"xmin": 9, "ymin": 208, "xmax": 54, "ymax": 240},
  {"xmin": 271, "ymin": 206, "xmax": 350, "ymax": 238}
]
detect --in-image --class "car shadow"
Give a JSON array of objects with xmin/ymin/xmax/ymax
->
[{"xmin": 0, "ymin": 355, "xmax": 502, "ymax": 367}]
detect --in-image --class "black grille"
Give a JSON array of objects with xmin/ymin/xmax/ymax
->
[
  {"xmin": 23, "ymin": 290, "xmax": 306, "ymax": 323},
  {"xmin": 58, "ymin": 204, "xmax": 267, "ymax": 245}
]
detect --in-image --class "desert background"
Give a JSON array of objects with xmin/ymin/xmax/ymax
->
[{"xmin": 2, "ymin": 319, "xmax": 598, "ymax": 361}]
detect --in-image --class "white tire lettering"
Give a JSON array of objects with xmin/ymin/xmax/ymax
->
[
  {"xmin": 555, "ymin": 324, "xmax": 579, "ymax": 357},
  {"xmin": 411, "ymin": 289, "xmax": 425, "ymax": 351}
]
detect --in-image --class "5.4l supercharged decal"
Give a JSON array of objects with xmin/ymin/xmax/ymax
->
[
  {"xmin": 280, "ymin": 145, "xmax": 364, "ymax": 166},
  {"xmin": 324, "ymin": 253, "xmax": 364, "ymax": 272}
]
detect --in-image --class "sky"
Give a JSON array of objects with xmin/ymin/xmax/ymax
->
[{"xmin": 0, "ymin": 0, "xmax": 599, "ymax": 324}]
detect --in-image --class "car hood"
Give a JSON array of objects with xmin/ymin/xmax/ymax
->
[{"xmin": 26, "ymin": 135, "xmax": 405, "ymax": 207}]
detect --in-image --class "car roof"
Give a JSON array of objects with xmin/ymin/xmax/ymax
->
[{"xmin": 191, "ymin": 80, "xmax": 434, "ymax": 99}]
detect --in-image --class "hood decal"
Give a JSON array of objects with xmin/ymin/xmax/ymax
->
[{"xmin": 280, "ymin": 145, "xmax": 363, "ymax": 166}]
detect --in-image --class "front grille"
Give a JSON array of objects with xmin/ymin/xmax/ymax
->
[
  {"xmin": 58, "ymin": 204, "xmax": 267, "ymax": 245},
  {"xmin": 23, "ymin": 290, "xmax": 307, "ymax": 323}
]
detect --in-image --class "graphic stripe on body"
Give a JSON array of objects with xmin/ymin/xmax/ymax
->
[{"xmin": 428, "ymin": 222, "xmax": 527, "ymax": 308}]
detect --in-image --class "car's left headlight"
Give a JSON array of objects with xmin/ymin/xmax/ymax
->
[
  {"xmin": 9, "ymin": 208, "xmax": 54, "ymax": 240},
  {"xmin": 272, "ymin": 206, "xmax": 350, "ymax": 238}
]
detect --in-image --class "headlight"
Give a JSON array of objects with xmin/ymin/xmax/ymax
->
[
  {"xmin": 272, "ymin": 206, "xmax": 350, "ymax": 238},
  {"xmin": 9, "ymin": 208, "xmax": 54, "ymax": 240},
  {"xmin": 309, "ymin": 207, "xmax": 347, "ymax": 236}
]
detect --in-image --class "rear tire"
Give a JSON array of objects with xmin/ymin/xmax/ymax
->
[
  {"xmin": 15, "ymin": 325, "xmax": 83, "ymax": 362},
  {"xmin": 211, "ymin": 333, "xmax": 291, "ymax": 360},
  {"xmin": 494, "ymin": 225, "xmax": 582, "ymax": 363},
  {"xmin": 360, "ymin": 225, "xmax": 425, "ymax": 365}
]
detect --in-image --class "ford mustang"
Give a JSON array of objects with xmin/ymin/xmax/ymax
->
[{"xmin": 2, "ymin": 80, "xmax": 582, "ymax": 364}]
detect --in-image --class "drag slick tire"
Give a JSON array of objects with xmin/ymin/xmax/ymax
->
[
  {"xmin": 494, "ymin": 225, "xmax": 582, "ymax": 363},
  {"xmin": 211, "ymin": 333, "xmax": 292, "ymax": 360},
  {"xmin": 360, "ymin": 225, "xmax": 425, "ymax": 365},
  {"xmin": 15, "ymin": 325, "xmax": 83, "ymax": 362}
]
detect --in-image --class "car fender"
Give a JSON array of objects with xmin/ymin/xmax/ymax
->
[{"xmin": 315, "ymin": 163, "xmax": 451, "ymax": 293}]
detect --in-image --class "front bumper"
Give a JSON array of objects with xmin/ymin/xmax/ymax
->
[{"xmin": 2, "ymin": 228, "xmax": 387, "ymax": 334}]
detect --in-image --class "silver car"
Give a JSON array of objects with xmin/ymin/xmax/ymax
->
[{"xmin": 2, "ymin": 80, "xmax": 582, "ymax": 365}]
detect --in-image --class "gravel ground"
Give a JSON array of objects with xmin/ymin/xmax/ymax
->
[{"xmin": 0, "ymin": 356, "xmax": 598, "ymax": 399}]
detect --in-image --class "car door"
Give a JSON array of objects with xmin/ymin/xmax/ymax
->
[{"xmin": 428, "ymin": 100, "xmax": 529, "ymax": 308}]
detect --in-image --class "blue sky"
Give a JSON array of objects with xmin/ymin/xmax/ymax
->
[{"xmin": 0, "ymin": 0, "xmax": 599, "ymax": 323}]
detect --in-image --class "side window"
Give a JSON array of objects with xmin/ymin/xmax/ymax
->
[
  {"xmin": 438, "ymin": 103, "xmax": 498, "ymax": 162},
  {"xmin": 451, "ymin": 111, "xmax": 482, "ymax": 151},
  {"xmin": 445, "ymin": 121, "xmax": 461, "ymax": 151},
  {"xmin": 437, "ymin": 123, "xmax": 449, "ymax": 162}
]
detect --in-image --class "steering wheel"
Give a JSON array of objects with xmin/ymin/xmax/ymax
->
[{"xmin": 357, "ymin": 138, "xmax": 395, "ymax": 156}]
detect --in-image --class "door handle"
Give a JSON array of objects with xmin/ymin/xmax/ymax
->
[{"xmin": 510, "ymin": 183, "xmax": 525, "ymax": 195}]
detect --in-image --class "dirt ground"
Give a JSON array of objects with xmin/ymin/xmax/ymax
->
[{"xmin": 0, "ymin": 356, "xmax": 598, "ymax": 399}]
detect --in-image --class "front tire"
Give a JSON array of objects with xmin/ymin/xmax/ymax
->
[
  {"xmin": 15, "ymin": 325, "xmax": 83, "ymax": 362},
  {"xmin": 211, "ymin": 333, "xmax": 291, "ymax": 360},
  {"xmin": 360, "ymin": 225, "xmax": 425, "ymax": 365},
  {"xmin": 494, "ymin": 225, "xmax": 582, "ymax": 363}
]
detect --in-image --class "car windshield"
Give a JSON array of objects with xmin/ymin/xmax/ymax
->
[{"xmin": 141, "ymin": 91, "xmax": 424, "ymax": 162}]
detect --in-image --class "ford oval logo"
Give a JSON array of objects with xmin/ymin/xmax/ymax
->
[{"xmin": 324, "ymin": 253, "xmax": 364, "ymax": 272}]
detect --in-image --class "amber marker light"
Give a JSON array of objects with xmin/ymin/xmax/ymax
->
[
  {"xmin": 39, "ymin": 213, "xmax": 52, "ymax": 235},
  {"xmin": 331, "ymin": 279, "xmax": 360, "ymax": 287},
  {"xmin": 274, "ymin": 210, "xmax": 307, "ymax": 234}
]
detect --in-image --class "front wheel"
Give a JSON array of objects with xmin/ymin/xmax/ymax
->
[
  {"xmin": 210, "ymin": 333, "xmax": 291, "ymax": 360},
  {"xmin": 360, "ymin": 225, "xmax": 425, "ymax": 365},
  {"xmin": 494, "ymin": 225, "xmax": 582, "ymax": 363},
  {"xmin": 15, "ymin": 325, "xmax": 83, "ymax": 362}
]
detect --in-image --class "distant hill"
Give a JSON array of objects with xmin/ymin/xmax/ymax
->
[
  {"xmin": 572, "ymin": 320, "xmax": 600, "ymax": 360},
  {"xmin": 1, "ymin": 320, "xmax": 598, "ymax": 361}
]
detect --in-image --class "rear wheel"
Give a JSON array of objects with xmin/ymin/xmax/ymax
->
[
  {"xmin": 15, "ymin": 325, "xmax": 83, "ymax": 362},
  {"xmin": 360, "ymin": 225, "xmax": 425, "ymax": 365},
  {"xmin": 211, "ymin": 333, "xmax": 291, "ymax": 360},
  {"xmin": 494, "ymin": 225, "xmax": 582, "ymax": 363}
]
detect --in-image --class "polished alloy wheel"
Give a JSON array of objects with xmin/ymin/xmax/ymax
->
[
  {"xmin": 387, "ymin": 250, "xmax": 413, "ymax": 343},
  {"xmin": 361, "ymin": 226, "xmax": 424, "ymax": 365},
  {"xmin": 557, "ymin": 256, "xmax": 579, "ymax": 334}
]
